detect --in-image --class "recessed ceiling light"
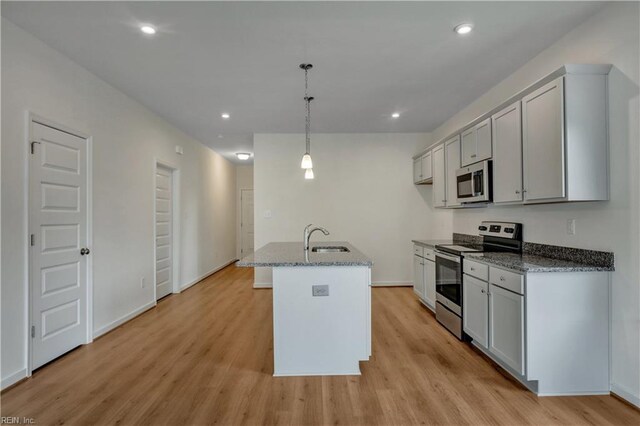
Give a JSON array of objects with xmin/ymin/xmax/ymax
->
[
  {"xmin": 221, "ymin": 113, "xmax": 230, "ymax": 119},
  {"xmin": 454, "ymin": 23, "xmax": 473, "ymax": 35},
  {"xmin": 140, "ymin": 25, "xmax": 156, "ymax": 35},
  {"xmin": 391, "ymin": 112, "xmax": 401, "ymax": 118},
  {"xmin": 236, "ymin": 153, "xmax": 251, "ymax": 161}
]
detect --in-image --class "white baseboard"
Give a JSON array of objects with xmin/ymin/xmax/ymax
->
[
  {"xmin": 372, "ymin": 281, "xmax": 412, "ymax": 287},
  {"xmin": 180, "ymin": 258, "xmax": 237, "ymax": 291},
  {"xmin": 1, "ymin": 368, "xmax": 28, "ymax": 390},
  {"xmin": 611, "ymin": 383, "xmax": 640, "ymax": 408},
  {"xmin": 537, "ymin": 390, "xmax": 610, "ymax": 397},
  {"xmin": 93, "ymin": 301, "xmax": 156, "ymax": 339},
  {"xmin": 253, "ymin": 282, "xmax": 273, "ymax": 289}
]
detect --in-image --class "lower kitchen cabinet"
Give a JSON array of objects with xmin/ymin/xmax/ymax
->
[
  {"xmin": 413, "ymin": 245, "xmax": 435, "ymax": 311},
  {"xmin": 463, "ymin": 275, "xmax": 488, "ymax": 348},
  {"xmin": 488, "ymin": 283, "xmax": 525, "ymax": 375},
  {"xmin": 462, "ymin": 260, "xmax": 610, "ymax": 396},
  {"xmin": 413, "ymin": 254, "xmax": 425, "ymax": 299},
  {"xmin": 424, "ymin": 258, "xmax": 436, "ymax": 309}
]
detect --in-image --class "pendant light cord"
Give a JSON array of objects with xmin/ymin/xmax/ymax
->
[{"xmin": 303, "ymin": 65, "xmax": 313, "ymax": 155}]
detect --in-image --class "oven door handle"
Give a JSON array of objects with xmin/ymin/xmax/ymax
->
[{"xmin": 435, "ymin": 251, "xmax": 461, "ymax": 263}]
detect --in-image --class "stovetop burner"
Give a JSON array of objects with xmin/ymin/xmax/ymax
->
[{"xmin": 435, "ymin": 221, "xmax": 523, "ymax": 256}]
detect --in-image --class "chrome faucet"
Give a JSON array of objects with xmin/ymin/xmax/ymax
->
[{"xmin": 304, "ymin": 224, "xmax": 330, "ymax": 252}]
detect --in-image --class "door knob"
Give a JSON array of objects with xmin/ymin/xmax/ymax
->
[{"xmin": 80, "ymin": 248, "xmax": 90, "ymax": 256}]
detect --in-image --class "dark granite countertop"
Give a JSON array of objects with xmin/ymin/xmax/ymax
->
[
  {"xmin": 411, "ymin": 239, "xmax": 454, "ymax": 248},
  {"xmin": 464, "ymin": 252, "xmax": 614, "ymax": 273},
  {"xmin": 236, "ymin": 241, "xmax": 372, "ymax": 267}
]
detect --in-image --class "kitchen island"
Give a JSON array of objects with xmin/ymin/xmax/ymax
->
[{"xmin": 237, "ymin": 241, "xmax": 372, "ymax": 376}]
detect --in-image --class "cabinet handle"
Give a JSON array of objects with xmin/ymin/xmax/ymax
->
[
  {"xmin": 522, "ymin": 189, "xmax": 528, "ymax": 193},
  {"xmin": 515, "ymin": 190, "xmax": 521, "ymax": 194},
  {"xmin": 480, "ymin": 289, "xmax": 485, "ymax": 294},
  {"xmin": 500, "ymin": 276, "xmax": 506, "ymax": 281},
  {"xmin": 471, "ymin": 154, "xmax": 477, "ymax": 158},
  {"xmin": 470, "ymin": 267, "xmax": 475, "ymax": 271}
]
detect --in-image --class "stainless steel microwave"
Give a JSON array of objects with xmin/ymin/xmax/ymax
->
[{"xmin": 456, "ymin": 160, "xmax": 492, "ymax": 203}]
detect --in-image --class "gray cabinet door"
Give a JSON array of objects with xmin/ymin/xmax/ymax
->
[
  {"xmin": 489, "ymin": 284, "xmax": 525, "ymax": 375},
  {"xmin": 475, "ymin": 118, "xmax": 492, "ymax": 162},
  {"xmin": 492, "ymin": 101, "xmax": 523, "ymax": 203},
  {"xmin": 445, "ymin": 135, "xmax": 461, "ymax": 207},
  {"xmin": 463, "ymin": 275, "xmax": 489, "ymax": 348},
  {"xmin": 421, "ymin": 151, "xmax": 432, "ymax": 181},
  {"xmin": 413, "ymin": 255, "xmax": 425, "ymax": 299},
  {"xmin": 424, "ymin": 259, "xmax": 436, "ymax": 309},
  {"xmin": 413, "ymin": 157, "xmax": 422, "ymax": 183},
  {"xmin": 461, "ymin": 127, "xmax": 476, "ymax": 167},
  {"xmin": 522, "ymin": 77, "xmax": 565, "ymax": 202},
  {"xmin": 432, "ymin": 145, "xmax": 446, "ymax": 207}
]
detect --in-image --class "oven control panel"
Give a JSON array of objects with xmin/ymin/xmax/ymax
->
[{"xmin": 478, "ymin": 221, "xmax": 521, "ymax": 239}]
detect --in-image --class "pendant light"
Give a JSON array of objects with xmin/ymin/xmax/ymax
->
[{"xmin": 299, "ymin": 64, "xmax": 314, "ymax": 177}]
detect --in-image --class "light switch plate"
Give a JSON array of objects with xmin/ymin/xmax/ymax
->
[
  {"xmin": 312, "ymin": 285, "xmax": 329, "ymax": 297},
  {"xmin": 567, "ymin": 219, "xmax": 576, "ymax": 235},
  {"xmin": 175, "ymin": 145, "xmax": 184, "ymax": 155}
]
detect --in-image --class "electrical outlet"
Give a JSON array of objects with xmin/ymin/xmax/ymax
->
[
  {"xmin": 140, "ymin": 277, "xmax": 146, "ymax": 288},
  {"xmin": 312, "ymin": 285, "xmax": 329, "ymax": 297},
  {"xmin": 567, "ymin": 219, "xmax": 576, "ymax": 235},
  {"xmin": 263, "ymin": 210, "xmax": 272, "ymax": 219}
]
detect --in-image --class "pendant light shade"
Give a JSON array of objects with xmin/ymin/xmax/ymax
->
[
  {"xmin": 301, "ymin": 153, "xmax": 313, "ymax": 169},
  {"xmin": 305, "ymin": 168, "xmax": 315, "ymax": 180}
]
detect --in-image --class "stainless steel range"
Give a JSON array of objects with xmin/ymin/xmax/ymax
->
[{"xmin": 434, "ymin": 221, "xmax": 522, "ymax": 339}]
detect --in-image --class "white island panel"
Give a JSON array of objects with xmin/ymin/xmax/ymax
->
[{"xmin": 273, "ymin": 266, "xmax": 371, "ymax": 376}]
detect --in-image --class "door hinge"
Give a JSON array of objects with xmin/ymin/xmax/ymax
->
[
  {"xmin": 31, "ymin": 325, "xmax": 35, "ymax": 338},
  {"xmin": 30, "ymin": 141, "xmax": 41, "ymax": 154},
  {"xmin": 30, "ymin": 234, "xmax": 35, "ymax": 246}
]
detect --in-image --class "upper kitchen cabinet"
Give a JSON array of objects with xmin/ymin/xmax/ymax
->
[
  {"xmin": 522, "ymin": 69, "xmax": 609, "ymax": 203},
  {"xmin": 492, "ymin": 101, "xmax": 523, "ymax": 203},
  {"xmin": 413, "ymin": 151, "xmax": 432, "ymax": 184},
  {"xmin": 432, "ymin": 145, "xmax": 446, "ymax": 208},
  {"xmin": 413, "ymin": 157, "xmax": 422, "ymax": 183},
  {"xmin": 461, "ymin": 118, "xmax": 492, "ymax": 167},
  {"xmin": 445, "ymin": 135, "xmax": 461, "ymax": 208},
  {"xmin": 421, "ymin": 151, "xmax": 433, "ymax": 182}
]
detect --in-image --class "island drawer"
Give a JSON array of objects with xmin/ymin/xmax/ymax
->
[
  {"xmin": 413, "ymin": 245, "xmax": 424, "ymax": 257},
  {"xmin": 463, "ymin": 259, "xmax": 488, "ymax": 281},
  {"xmin": 489, "ymin": 267, "xmax": 524, "ymax": 295}
]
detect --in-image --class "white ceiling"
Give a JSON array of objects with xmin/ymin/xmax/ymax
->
[{"xmin": 2, "ymin": 1, "xmax": 604, "ymax": 163}]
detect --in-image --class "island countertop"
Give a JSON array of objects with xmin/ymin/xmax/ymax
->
[{"xmin": 236, "ymin": 241, "xmax": 373, "ymax": 267}]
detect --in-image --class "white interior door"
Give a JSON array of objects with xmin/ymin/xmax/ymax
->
[
  {"xmin": 30, "ymin": 121, "xmax": 88, "ymax": 370},
  {"xmin": 155, "ymin": 165, "xmax": 173, "ymax": 300},
  {"xmin": 241, "ymin": 189, "xmax": 254, "ymax": 256}
]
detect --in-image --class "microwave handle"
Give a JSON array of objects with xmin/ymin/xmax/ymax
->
[{"xmin": 470, "ymin": 171, "xmax": 477, "ymax": 196}]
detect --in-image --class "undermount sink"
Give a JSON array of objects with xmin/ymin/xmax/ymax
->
[{"xmin": 311, "ymin": 246, "xmax": 350, "ymax": 253}]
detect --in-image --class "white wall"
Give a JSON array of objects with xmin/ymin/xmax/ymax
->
[
  {"xmin": 253, "ymin": 133, "xmax": 452, "ymax": 287},
  {"xmin": 236, "ymin": 164, "xmax": 254, "ymax": 258},
  {"xmin": 1, "ymin": 19, "xmax": 237, "ymax": 387},
  {"xmin": 429, "ymin": 3, "xmax": 640, "ymax": 405}
]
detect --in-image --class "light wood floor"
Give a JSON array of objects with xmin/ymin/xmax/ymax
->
[{"xmin": 2, "ymin": 265, "xmax": 638, "ymax": 425}]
